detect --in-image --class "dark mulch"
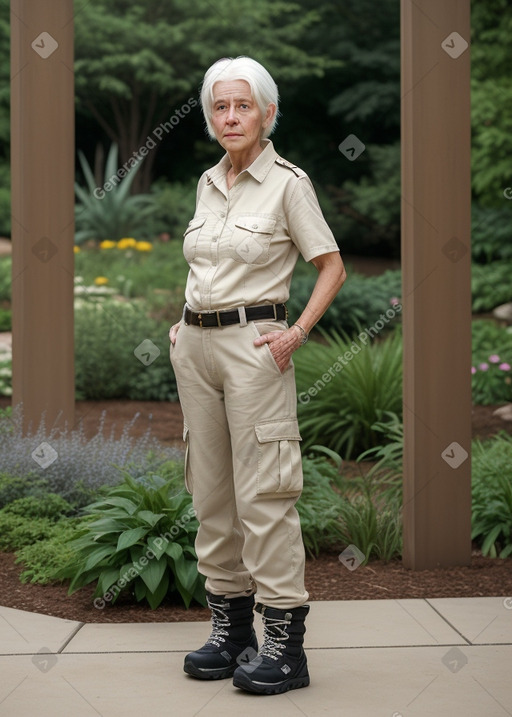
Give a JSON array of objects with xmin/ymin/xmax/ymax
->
[{"xmin": 1, "ymin": 550, "xmax": 511, "ymax": 624}]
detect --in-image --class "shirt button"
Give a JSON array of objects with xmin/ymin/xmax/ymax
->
[
  {"xmin": 212, "ymin": 235, "xmax": 218, "ymax": 242},
  {"xmin": 220, "ymin": 212, "xmax": 226, "ymax": 218},
  {"xmin": 252, "ymin": 224, "xmax": 258, "ymax": 229}
]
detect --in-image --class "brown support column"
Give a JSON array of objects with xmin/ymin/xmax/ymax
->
[
  {"xmin": 11, "ymin": 0, "xmax": 75, "ymax": 434},
  {"xmin": 401, "ymin": 0, "xmax": 472, "ymax": 568}
]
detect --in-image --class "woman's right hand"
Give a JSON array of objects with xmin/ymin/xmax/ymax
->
[{"xmin": 169, "ymin": 321, "xmax": 181, "ymax": 345}]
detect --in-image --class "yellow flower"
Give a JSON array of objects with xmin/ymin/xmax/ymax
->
[
  {"xmin": 73, "ymin": 246, "xmax": 81, "ymax": 253},
  {"xmin": 117, "ymin": 237, "xmax": 137, "ymax": 249},
  {"xmin": 135, "ymin": 241, "xmax": 153, "ymax": 252},
  {"xmin": 94, "ymin": 276, "xmax": 109, "ymax": 286},
  {"xmin": 100, "ymin": 240, "xmax": 116, "ymax": 250}
]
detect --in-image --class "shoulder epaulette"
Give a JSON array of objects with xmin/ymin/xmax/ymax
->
[{"xmin": 275, "ymin": 156, "xmax": 306, "ymax": 178}]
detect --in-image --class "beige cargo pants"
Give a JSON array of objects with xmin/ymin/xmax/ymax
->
[{"xmin": 170, "ymin": 318, "xmax": 309, "ymax": 609}]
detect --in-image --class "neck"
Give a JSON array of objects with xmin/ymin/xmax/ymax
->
[{"xmin": 228, "ymin": 141, "xmax": 265, "ymax": 177}]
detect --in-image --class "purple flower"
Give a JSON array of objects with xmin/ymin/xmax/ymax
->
[
  {"xmin": 471, "ymin": 366, "xmax": 477, "ymax": 375},
  {"xmin": 390, "ymin": 297, "xmax": 400, "ymax": 307},
  {"xmin": 489, "ymin": 354, "xmax": 501, "ymax": 363},
  {"xmin": 499, "ymin": 363, "xmax": 511, "ymax": 371},
  {"xmin": 479, "ymin": 363, "xmax": 489, "ymax": 371}
]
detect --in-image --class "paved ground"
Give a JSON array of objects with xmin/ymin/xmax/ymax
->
[{"xmin": 1, "ymin": 597, "xmax": 511, "ymax": 716}]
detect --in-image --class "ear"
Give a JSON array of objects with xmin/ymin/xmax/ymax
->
[{"xmin": 262, "ymin": 103, "xmax": 277, "ymax": 130}]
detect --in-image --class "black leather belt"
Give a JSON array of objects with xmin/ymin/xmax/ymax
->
[{"xmin": 184, "ymin": 303, "xmax": 287, "ymax": 328}]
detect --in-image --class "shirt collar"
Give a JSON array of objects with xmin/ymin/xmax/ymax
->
[{"xmin": 206, "ymin": 139, "xmax": 278, "ymax": 188}]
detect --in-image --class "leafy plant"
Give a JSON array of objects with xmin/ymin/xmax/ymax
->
[
  {"xmin": 472, "ymin": 204, "xmax": 512, "ymax": 263},
  {"xmin": 472, "ymin": 262, "xmax": 512, "ymax": 313},
  {"xmin": 471, "ymin": 433, "xmax": 512, "ymax": 557},
  {"xmin": 57, "ymin": 470, "xmax": 205, "ymax": 609},
  {"xmin": 74, "ymin": 143, "xmax": 157, "ymax": 244},
  {"xmin": 294, "ymin": 329, "xmax": 403, "ymax": 458}
]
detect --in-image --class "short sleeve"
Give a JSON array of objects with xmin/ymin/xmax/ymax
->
[{"xmin": 285, "ymin": 176, "xmax": 339, "ymax": 262}]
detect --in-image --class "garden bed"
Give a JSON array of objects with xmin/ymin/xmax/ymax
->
[{"xmin": 0, "ymin": 399, "xmax": 511, "ymax": 623}]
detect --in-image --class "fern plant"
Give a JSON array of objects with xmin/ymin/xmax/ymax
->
[{"xmin": 74, "ymin": 143, "xmax": 157, "ymax": 244}]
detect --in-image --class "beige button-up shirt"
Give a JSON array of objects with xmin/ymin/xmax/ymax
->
[{"xmin": 183, "ymin": 139, "xmax": 339, "ymax": 312}]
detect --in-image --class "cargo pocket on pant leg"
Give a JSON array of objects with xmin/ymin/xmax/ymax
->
[
  {"xmin": 254, "ymin": 418, "xmax": 303, "ymax": 498},
  {"xmin": 183, "ymin": 425, "xmax": 193, "ymax": 495}
]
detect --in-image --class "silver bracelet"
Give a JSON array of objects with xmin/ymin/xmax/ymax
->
[{"xmin": 293, "ymin": 323, "xmax": 309, "ymax": 345}]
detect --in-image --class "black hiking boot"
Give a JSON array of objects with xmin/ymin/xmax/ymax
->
[
  {"xmin": 232, "ymin": 603, "xmax": 310, "ymax": 694},
  {"xmin": 184, "ymin": 591, "xmax": 258, "ymax": 680}
]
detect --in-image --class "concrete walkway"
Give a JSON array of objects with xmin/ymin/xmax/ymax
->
[{"xmin": 1, "ymin": 598, "xmax": 511, "ymax": 716}]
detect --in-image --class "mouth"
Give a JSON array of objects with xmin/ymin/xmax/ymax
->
[{"xmin": 224, "ymin": 133, "xmax": 242, "ymax": 138}]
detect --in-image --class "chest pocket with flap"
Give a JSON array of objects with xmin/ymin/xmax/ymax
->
[{"xmin": 230, "ymin": 215, "xmax": 276, "ymax": 265}]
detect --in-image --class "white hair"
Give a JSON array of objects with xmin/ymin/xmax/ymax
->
[{"xmin": 200, "ymin": 56, "xmax": 280, "ymax": 140}]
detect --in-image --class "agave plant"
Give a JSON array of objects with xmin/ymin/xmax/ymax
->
[{"xmin": 74, "ymin": 143, "xmax": 157, "ymax": 244}]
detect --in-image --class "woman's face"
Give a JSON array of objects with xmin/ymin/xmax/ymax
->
[{"xmin": 211, "ymin": 79, "xmax": 273, "ymax": 157}]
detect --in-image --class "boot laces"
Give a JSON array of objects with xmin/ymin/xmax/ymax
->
[
  {"xmin": 259, "ymin": 614, "xmax": 291, "ymax": 660},
  {"xmin": 205, "ymin": 598, "xmax": 230, "ymax": 647}
]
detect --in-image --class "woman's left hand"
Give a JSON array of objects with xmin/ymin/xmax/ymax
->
[{"xmin": 253, "ymin": 327, "xmax": 302, "ymax": 373}]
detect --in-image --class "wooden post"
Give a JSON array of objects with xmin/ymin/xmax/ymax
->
[
  {"xmin": 11, "ymin": 0, "xmax": 75, "ymax": 434},
  {"xmin": 401, "ymin": 0, "xmax": 472, "ymax": 568}
]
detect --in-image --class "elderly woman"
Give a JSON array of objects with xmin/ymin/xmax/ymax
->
[{"xmin": 169, "ymin": 56, "xmax": 346, "ymax": 695}]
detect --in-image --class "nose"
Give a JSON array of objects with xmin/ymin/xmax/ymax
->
[{"xmin": 226, "ymin": 104, "xmax": 238, "ymax": 124}]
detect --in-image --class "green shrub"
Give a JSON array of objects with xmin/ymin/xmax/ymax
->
[
  {"xmin": 0, "ymin": 306, "xmax": 11, "ymax": 330},
  {"xmin": 74, "ymin": 300, "xmax": 177, "ymax": 401},
  {"xmin": 472, "ymin": 433, "xmax": 512, "ymax": 558},
  {"xmin": 472, "ymin": 262, "xmax": 512, "ymax": 313},
  {"xmin": 289, "ymin": 269, "xmax": 402, "ymax": 336},
  {"xmin": 0, "ymin": 491, "xmax": 74, "ymax": 551},
  {"xmin": 16, "ymin": 519, "xmax": 80, "ymax": 585},
  {"xmin": 472, "ymin": 205, "xmax": 512, "ymax": 264},
  {"xmin": 294, "ymin": 329, "xmax": 403, "ymax": 458},
  {"xmin": 3, "ymin": 493, "xmax": 74, "ymax": 519},
  {"xmin": 150, "ymin": 179, "xmax": 197, "ymax": 240},
  {"xmin": 0, "ymin": 473, "xmax": 49, "ymax": 509},
  {"xmin": 57, "ymin": 470, "xmax": 205, "ymax": 609},
  {"xmin": 0, "ymin": 513, "xmax": 57, "ymax": 551}
]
